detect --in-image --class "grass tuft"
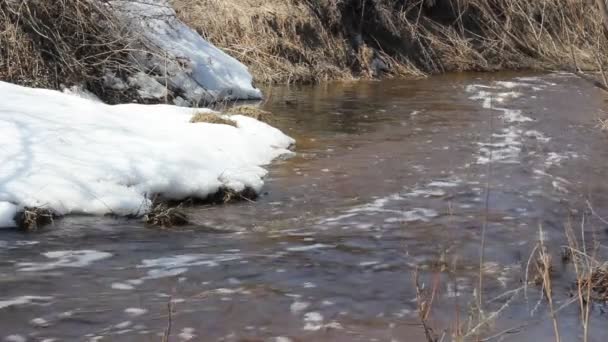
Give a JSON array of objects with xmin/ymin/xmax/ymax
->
[
  {"xmin": 14, "ymin": 207, "xmax": 54, "ymax": 232},
  {"xmin": 144, "ymin": 202, "xmax": 189, "ymax": 228},
  {"xmin": 190, "ymin": 112, "xmax": 237, "ymax": 127},
  {"xmin": 225, "ymin": 105, "xmax": 273, "ymax": 123}
]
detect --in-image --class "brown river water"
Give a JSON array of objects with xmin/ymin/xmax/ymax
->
[{"xmin": 1, "ymin": 72, "xmax": 608, "ymax": 341}]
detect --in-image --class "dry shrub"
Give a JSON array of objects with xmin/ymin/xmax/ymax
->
[
  {"xmin": 190, "ymin": 112, "xmax": 237, "ymax": 126},
  {"xmin": 0, "ymin": 0, "xmax": 143, "ymax": 103},
  {"xmin": 144, "ymin": 202, "xmax": 189, "ymax": 228},
  {"xmin": 14, "ymin": 207, "xmax": 54, "ymax": 232},
  {"xmin": 579, "ymin": 264, "xmax": 608, "ymax": 302},
  {"xmin": 172, "ymin": 0, "xmax": 607, "ymax": 83}
]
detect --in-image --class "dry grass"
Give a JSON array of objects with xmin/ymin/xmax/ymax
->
[
  {"xmin": 14, "ymin": 207, "xmax": 54, "ymax": 232},
  {"xmin": 0, "ymin": 0, "xmax": 145, "ymax": 103},
  {"xmin": 144, "ymin": 202, "xmax": 189, "ymax": 228},
  {"xmin": 225, "ymin": 105, "xmax": 273, "ymax": 123},
  {"xmin": 598, "ymin": 118, "xmax": 608, "ymax": 131},
  {"xmin": 190, "ymin": 112, "xmax": 237, "ymax": 126},
  {"xmin": 172, "ymin": 0, "xmax": 608, "ymax": 84}
]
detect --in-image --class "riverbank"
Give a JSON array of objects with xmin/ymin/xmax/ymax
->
[{"xmin": 173, "ymin": 0, "xmax": 608, "ymax": 84}]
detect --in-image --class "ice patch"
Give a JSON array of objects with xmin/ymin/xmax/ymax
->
[
  {"xmin": 109, "ymin": 0, "xmax": 262, "ymax": 104},
  {"xmin": 17, "ymin": 250, "xmax": 112, "ymax": 272}
]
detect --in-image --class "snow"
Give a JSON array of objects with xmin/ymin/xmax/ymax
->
[
  {"xmin": 108, "ymin": 0, "xmax": 262, "ymax": 105},
  {"xmin": 0, "ymin": 81, "xmax": 294, "ymax": 227}
]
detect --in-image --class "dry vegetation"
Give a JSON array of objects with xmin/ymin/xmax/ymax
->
[
  {"xmin": 172, "ymin": 0, "xmax": 608, "ymax": 84},
  {"xmin": 0, "ymin": 0, "xmax": 145, "ymax": 103},
  {"xmin": 3, "ymin": 0, "xmax": 607, "ymax": 91},
  {"xmin": 190, "ymin": 112, "xmax": 238, "ymax": 126},
  {"xmin": 13, "ymin": 207, "xmax": 54, "ymax": 232}
]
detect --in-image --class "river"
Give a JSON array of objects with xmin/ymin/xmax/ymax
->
[{"xmin": 1, "ymin": 72, "xmax": 607, "ymax": 341}]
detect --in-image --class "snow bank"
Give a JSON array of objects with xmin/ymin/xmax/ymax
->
[
  {"xmin": 0, "ymin": 81, "xmax": 294, "ymax": 228},
  {"xmin": 106, "ymin": 0, "xmax": 262, "ymax": 105}
]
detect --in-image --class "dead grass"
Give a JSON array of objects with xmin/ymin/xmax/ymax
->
[
  {"xmin": 190, "ymin": 112, "xmax": 237, "ymax": 126},
  {"xmin": 172, "ymin": 0, "xmax": 607, "ymax": 84},
  {"xmin": 14, "ymin": 207, "xmax": 54, "ymax": 232},
  {"xmin": 144, "ymin": 202, "xmax": 189, "ymax": 228},
  {"xmin": 598, "ymin": 118, "xmax": 608, "ymax": 131},
  {"xmin": 578, "ymin": 264, "xmax": 608, "ymax": 303},
  {"xmin": 225, "ymin": 105, "xmax": 273, "ymax": 123},
  {"xmin": 0, "ymin": 0, "xmax": 146, "ymax": 103}
]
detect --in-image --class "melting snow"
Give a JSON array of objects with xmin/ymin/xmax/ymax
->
[{"xmin": 0, "ymin": 82, "xmax": 294, "ymax": 227}]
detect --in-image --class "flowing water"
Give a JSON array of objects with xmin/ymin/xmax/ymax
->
[{"xmin": 1, "ymin": 72, "xmax": 608, "ymax": 341}]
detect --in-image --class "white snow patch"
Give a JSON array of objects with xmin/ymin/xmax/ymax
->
[
  {"xmin": 110, "ymin": 0, "xmax": 261, "ymax": 104},
  {"xmin": 0, "ymin": 203, "xmax": 17, "ymax": 228},
  {"xmin": 17, "ymin": 250, "xmax": 112, "ymax": 272},
  {"xmin": 0, "ymin": 82, "xmax": 294, "ymax": 226}
]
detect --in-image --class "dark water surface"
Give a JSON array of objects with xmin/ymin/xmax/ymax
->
[{"xmin": 1, "ymin": 73, "xmax": 608, "ymax": 341}]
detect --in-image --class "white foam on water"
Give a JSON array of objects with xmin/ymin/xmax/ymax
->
[
  {"xmin": 405, "ymin": 189, "xmax": 446, "ymax": 197},
  {"xmin": 302, "ymin": 312, "xmax": 324, "ymax": 331},
  {"xmin": 499, "ymin": 108, "xmax": 533, "ymax": 123},
  {"xmin": 17, "ymin": 250, "xmax": 112, "ymax": 272},
  {"xmin": 286, "ymin": 244, "xmax": 334, "ymax": 252},
  {"xmin": 545, "ymin": 152, "xmax": 579, "ymax": 167},
  {"xmin": 178, "ymin": 328, "xmax": 196, "ymax": 341},
  {"xmin": 428, "ymin": 180, "xmax": 460, "ymax": 188},
  {"xmin": 477, "ymin": 127, "xmax": 523, "ymax": 164},
  {"xmin": 30, "ymin": 318, "xmax": 49, "ymax": 327},
  {"xmin": 125, "ymin": 308, "xmax": 148, "ymax": 317},
  {"xmin": 4, "ymin": 335, "xmax": 26, "ymax": 342},
  {"xmin": 136, "ymin": 253, "xmax": 242, "ymax": 282},
  {"xmin": 524, "ymin": 130, "xmax": 551, "ymax": 143},
  {"xmin": 112, "ymin": 283, "xmax": 135, "ymax": 290},
  {"xmin": 290, "ymin": 301, "xmax": 310, "ymax": 315},
  {"xmin": 0, "ymin": 296, "xmax": 53, "ymax": 310}
]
